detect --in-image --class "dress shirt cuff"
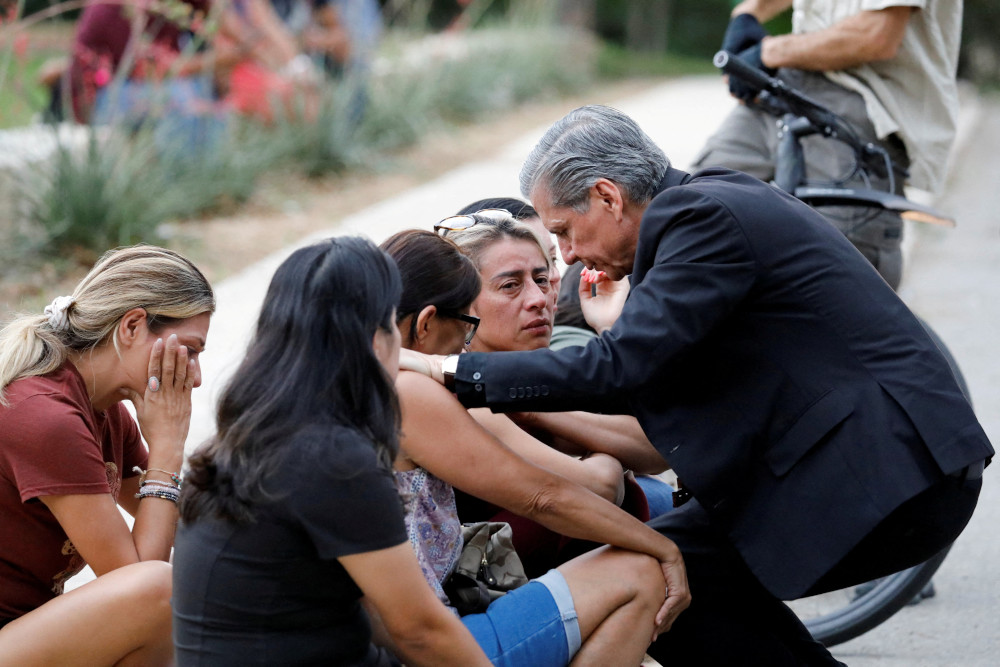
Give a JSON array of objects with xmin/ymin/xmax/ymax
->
[{"xmin": 454, "ymin": 353, "xmax": 488, "ymax": 408}]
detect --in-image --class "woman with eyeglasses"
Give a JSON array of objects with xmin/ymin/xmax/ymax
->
[{"xmin": 379, "ymin": 229, "xmax": 688, "ymax": 666}]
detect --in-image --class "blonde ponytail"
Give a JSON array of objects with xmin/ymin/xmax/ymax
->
[
  {"xmin": 0, "ymin": 315, "xmax": 68, "ymax": 405},
  {"xmin": 0, "ymin": 245, "xmax": 214, "ymax": 405}
]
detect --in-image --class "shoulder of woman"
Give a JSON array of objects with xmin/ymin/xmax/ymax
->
[{"xmin": 395, "ymin": 370, "xmax": 452, "ymax": 405}]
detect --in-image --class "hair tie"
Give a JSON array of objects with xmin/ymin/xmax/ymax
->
[{"xmin": 43, "ymin": 295, "xmax": 75, "ymax": 331}]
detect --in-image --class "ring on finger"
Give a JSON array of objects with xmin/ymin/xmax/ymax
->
[{"xmin": 148, "ymin": 376, "xmax": 160, "ymax": 393}]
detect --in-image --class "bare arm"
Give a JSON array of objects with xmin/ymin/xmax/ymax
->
[
  {"xmin": 731, "ymin": 0, "xmax": 794, "ymax": 23},
  {"xmin": 397, "ymin": 373, "xmax": 680, "ymax": 561},
  {"xmin": 41, "ymin": 336, "xmax": 194, "ymax": 572},
  {"xmin": 513, "ymin": 410, "xmax": 669, "ymax": 475},
  {"xmin": 303, "ymin": 5, "xmax": 352, "ymax": 63},
  {"xmin": 214, "ymin": 0, "xmax": 300, "ymax": 71},
  {"xmin": 397, "ymin": 372, "xmax": 689, "ymax": 626},
  {"xmin": 468, "ymin": 408, "xmax": 625, "ymax": 504},
  {"xmin": 341, "ymin": 544, "xmax": 490, "ymax": 666},
  {"xmin": 759, "ymin": 6, "xmax": 914, "ymax": 71}
]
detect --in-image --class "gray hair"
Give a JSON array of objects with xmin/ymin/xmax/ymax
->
[{"xmin": 519, "ymin": 104, "xmax": 670, "ymax": 211}]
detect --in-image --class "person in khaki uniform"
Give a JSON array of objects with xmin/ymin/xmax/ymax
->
[{"xmin": 696, "ymin": 0, "xmax": 962, "ymax": 290}]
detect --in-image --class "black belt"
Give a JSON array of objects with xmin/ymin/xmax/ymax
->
[
  {"xmin": 672, "ymin": 479, "xmax": 693, "ymax": 508},
  {"xmin": 949, "ymin": 459, "xmax": 986, "ymax": 482}
]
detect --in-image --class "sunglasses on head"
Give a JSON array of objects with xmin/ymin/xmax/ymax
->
[{"xmin": 434, "ymin": 208, "xmax": 512, "ymax": 235}]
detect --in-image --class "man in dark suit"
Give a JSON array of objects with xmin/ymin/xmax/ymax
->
[{"xmin": 403, "ymin": 104, "xmax": 992, "ymax": 664}]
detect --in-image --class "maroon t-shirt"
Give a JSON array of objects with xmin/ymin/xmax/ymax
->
[{"xmin": 0, "ymin": 363, "xmax": 147, "ymax": 621}]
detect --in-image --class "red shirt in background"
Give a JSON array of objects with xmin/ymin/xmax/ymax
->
[{"xmin": 68, "ymin": 0, "xmax": 211, "ymax": 121}]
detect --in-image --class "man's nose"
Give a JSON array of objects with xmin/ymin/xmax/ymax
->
[{"xmin": 559, "ymin": 239, "xmax": 577, "ymax": 266}]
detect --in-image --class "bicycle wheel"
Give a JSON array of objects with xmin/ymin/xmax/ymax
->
[
  {"xmin": 790, "ymin": 546, "xmax": 950, "ymax": 646},
  {"xmin": 789, "ymin": 318, "xmax": 968, "ymax": 646}
]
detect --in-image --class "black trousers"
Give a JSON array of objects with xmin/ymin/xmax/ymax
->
[{"xmin": 644, "ymin": 473, "xmax": 982, "ymax": 666}]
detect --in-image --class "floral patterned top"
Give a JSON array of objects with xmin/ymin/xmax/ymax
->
[{"xmin": 393, "ymin": 467, "xmax": 463, "ymax": 607}]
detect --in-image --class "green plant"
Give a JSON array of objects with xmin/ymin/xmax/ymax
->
[
  {"xmin": 20, "ymin": 127, "xmax": 172, "ymax": 251},
  {"xmin": 18, "ymin": 130, "xmax": 165, "ymax": 249},
  {"xmin": 5, "ymin": 13, "xmax": 601, "ymax": 262},
  {"xmin": 17, "ymin": 117, "xmax": 276, "ymax": 253}
]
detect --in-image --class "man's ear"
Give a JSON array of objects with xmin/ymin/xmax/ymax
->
[
  {"xmin": 592, "ymin": 178, "xmax": 624, "ymax": 220},
  {"xmin": 116, "ymin": 307, "xmax": 149, "ymax": 349},
  {"xmin": 413, "ymin": 305, "xmax": 438, "ymax": 346}
]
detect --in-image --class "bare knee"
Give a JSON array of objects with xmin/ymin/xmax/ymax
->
[
  {"xmin": 607, "ymin": 549, "xmax": 665, "ymax": 609},
  {"xmin": 115, "ymin": 561, "xmax": 173, "ymax": 666},
  {"xmin": 129, "ymin": 561, "xmax": 173, "ymax": 631},
  {"xmin": 581, "ymin": 454, "xmax": 625, "ymax": 505}
]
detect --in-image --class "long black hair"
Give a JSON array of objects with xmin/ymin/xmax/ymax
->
[{"xmin": 181, "ymin": 237, "xmax": 402, "ymax": 523}]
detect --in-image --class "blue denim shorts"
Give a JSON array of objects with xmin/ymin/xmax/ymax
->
[{"xmin": 461, "ymin": 569, "xmax": 582, "ymax": 667}]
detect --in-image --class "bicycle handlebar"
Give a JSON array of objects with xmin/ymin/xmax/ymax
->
[
  {"xmin": 712, "ymin": 50, "xmax": 954, "ymax": 227},
  {"xmin": 714, "ymin": 50, "xmax": 906, "ymax": 184},
  {"xmin": 713, "ymin": 50, "xmax": 848, "ymax": 141},
  {"xmin": 713, "ymin": 50, "xmax": 780, "ymax": 99}
]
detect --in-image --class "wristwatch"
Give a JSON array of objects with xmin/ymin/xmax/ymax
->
[{"xmin": 441, "ymin": 354, "xmax": 460, "ymax": 392}]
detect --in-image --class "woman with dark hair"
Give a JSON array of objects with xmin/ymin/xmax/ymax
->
[
  {"xmin": 0, "ymin": 245, "xmax": 214, "ymax": 665},
  {"xmin": 172, "ymin": 236, "xmax": 489, "ymax": 666},
  {"xmin": 380, "ymin": 229, "xmax": 687, "ymax": 666}
]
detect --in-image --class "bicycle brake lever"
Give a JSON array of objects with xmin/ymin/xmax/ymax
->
[{"xmin": 753, "ymin": 91, "xmax": 788, "ymax": 118}]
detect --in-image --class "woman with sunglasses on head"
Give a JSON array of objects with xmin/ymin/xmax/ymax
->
[
  {"xmin": 380, "ymin": 229, "xmax": 688, "ymax": 666},
  {"xmin": 172, "ymin": 237, "xmax": 489, "ymax": 666},
  {"xmin": 0, "ymin": 245, "xmax": 214, "ymax": 666},
  {"xmin": 448, "ymin": 202, "xmax": 677, "ymax": 518}
]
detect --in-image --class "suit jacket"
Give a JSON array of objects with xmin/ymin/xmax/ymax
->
[{"xmin": 454, "ymin": 167, "xmax": 993, "ymax": 598}]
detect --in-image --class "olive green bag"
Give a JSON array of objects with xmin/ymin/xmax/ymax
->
[{"xmin": 443, "ymin": 521, "xmax": 529, "ymax": 615}]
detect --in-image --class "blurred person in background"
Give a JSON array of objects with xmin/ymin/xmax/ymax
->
[{"xmin": 697, "ymin": 0, "xmax": 963, "ymax": 290}]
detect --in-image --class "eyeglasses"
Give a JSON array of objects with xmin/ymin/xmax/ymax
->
[
  {"xmin": 434, "ymin": 208, "xmax": 512, "ymax": 235},
  {"xmin": 440, "ymin": 311, "xmax": 480, "ymax": 345}
]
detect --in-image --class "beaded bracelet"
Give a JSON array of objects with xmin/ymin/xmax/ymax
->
[
  {"xmin": 133, "ymin": 466, "xmax": 182, "ymax": 486},
  {"xmin": 140, "ymin": 479, "xmax": 180, "ymax": 491},
  {"xmin": 135, "ymin": 485, "xmax": 180, "ymax": 504}
]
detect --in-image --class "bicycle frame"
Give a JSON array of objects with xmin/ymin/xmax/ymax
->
[{"xmin": 713, "ymin": 50, "xmax": 954, "ymax": 227}]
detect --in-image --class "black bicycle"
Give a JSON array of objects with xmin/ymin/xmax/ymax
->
[{"xmin": 714, "ymin": 49, "xmax": 965, "ymax": 647}]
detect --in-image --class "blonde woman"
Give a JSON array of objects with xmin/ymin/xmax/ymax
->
[{"xmin": 0, "ymin": 245, "xmax": 214, "ymax": 666}]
